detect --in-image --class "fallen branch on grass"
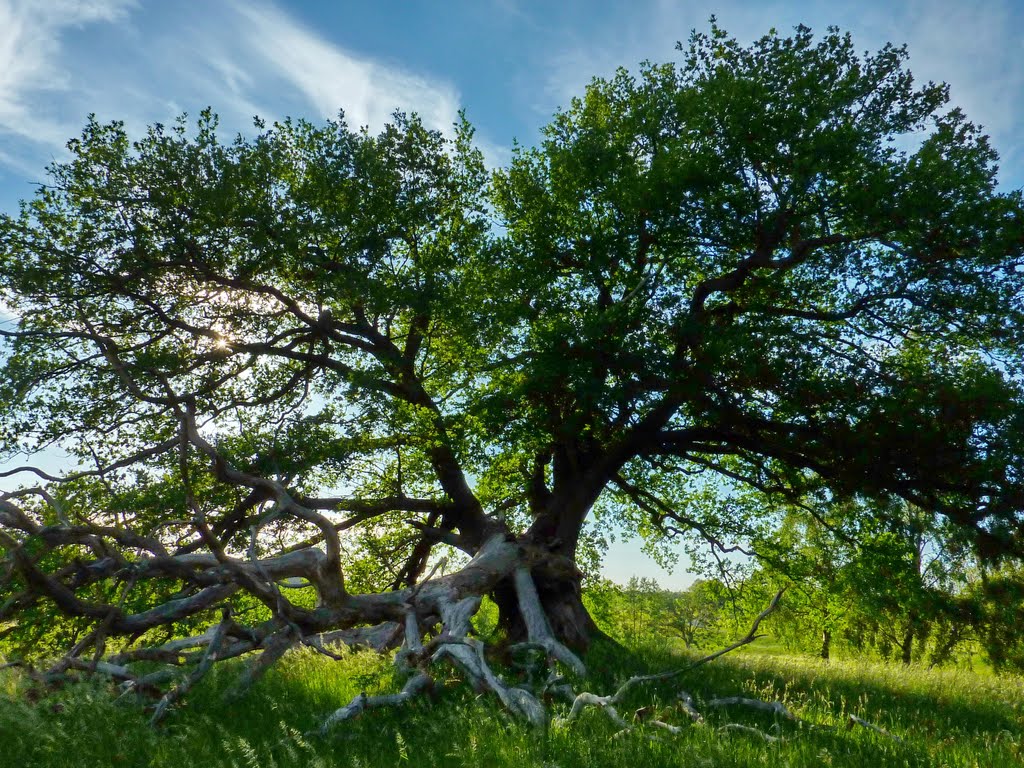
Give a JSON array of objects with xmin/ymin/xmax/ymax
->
[
  {"xmin": 707, "ymin": 696, "xmax": 797, "ymax": 721},
  {"xmin": 718, "ymin": 723, "xmax": 781, "ymax": 742},
  {"xmin": 847, "ymin": 714, "xmax": 902, "ymax": 742},
  {"xmin": 558, "ymin": 590, "xmax": 783, "ymax": 735}
]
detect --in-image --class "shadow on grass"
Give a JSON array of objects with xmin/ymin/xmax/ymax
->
[
  {"xmin": 0, "ymin": 639, "xmax": 1022, "ymax": 768},
  {"xmin": 611, "ymin": 640, "xmax": 1024, "ymax": 730}
]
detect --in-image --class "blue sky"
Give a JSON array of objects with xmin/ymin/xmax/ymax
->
[{"xmin": 1, "ymin": 0, "xmax": 1022, "ymax": 588}]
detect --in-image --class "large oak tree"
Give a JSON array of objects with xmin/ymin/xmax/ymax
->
[{"xmin": 1, "ymin": 23, "xmax": 1022, "ymax": 724}]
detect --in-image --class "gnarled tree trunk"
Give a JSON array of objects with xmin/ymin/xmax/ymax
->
[{"xmin": 493, "ymin": 566, "xmax": 604, "ymax": 651}]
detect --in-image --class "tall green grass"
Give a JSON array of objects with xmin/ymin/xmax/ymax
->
[{"xmin": 1, "ymin": 641, "xmax": 1021, "ymax": 767}]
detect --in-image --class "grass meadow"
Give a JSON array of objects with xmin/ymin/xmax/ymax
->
[{"xmin": 1, "ymin": 639, "xmax": 1022, "ymax": 768}]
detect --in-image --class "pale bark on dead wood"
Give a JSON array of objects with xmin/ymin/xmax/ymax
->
[
  {"xmin": 318, "ymin": 567, "xmax": 573, "ymax": 732},
  {"xmin": 559, "ymin": 589, "xmax": 784, "ymax": 734},
  {"xmin": 3, "ymin": 486, "xmax": 902, "ymax": 747}
]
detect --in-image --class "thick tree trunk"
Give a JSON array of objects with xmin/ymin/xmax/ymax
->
[
  {"xmin": 493, "ymin": 567, "xmax": 606, "ymax": 650},
  {"xmin": 900, "ymin": 625, "xmax": 914, "ymax": 665},
  {"xmin": 820, "ymin": 628, "xmax": 832, "ymax": 661}
]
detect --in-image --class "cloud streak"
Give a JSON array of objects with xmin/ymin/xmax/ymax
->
[
  {"xmin": 0, "ymin": 0, "xmax": 136, "ymax": 145},
  {"xmin": 229, "ymin": 2, "xmax": 461, "ymax": 135},
  {"xmin": 0, "ymin": 0, "xmax": 467, "ymax": 173}
]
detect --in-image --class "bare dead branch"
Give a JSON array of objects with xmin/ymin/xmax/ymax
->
[{"xmin": 150, "ymin": 607, "xmax": 233, "ymax": 725}]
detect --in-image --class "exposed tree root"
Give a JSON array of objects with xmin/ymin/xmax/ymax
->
[
  {"xmin": 676, "ymin": 690, "xmax": 704, "ymax": 723},
  {"xmin": 718, "ymin": 723, "xmax": 781, "ymax": 742},
  {"xmin": 707, "ymin": 696, "xmax": 798, "ymax": 721},
  {"xmin": 1, "ymin": 525, "xmax": 899, "ymax": 747},
  {"xmin": 509, "ymin": 567, "xmax": 586, "ymax": 678},
  {"xmin": 307, "ymin": 587, "xmax": 811, "ymax": 745},
  {"xmin": 316, "ymin": 672, "xmax": 434, "ymax": 735},
  {"xmin": 150, "ymin": 607, "xmax": 232, "ymax": 725},
  {"xmin": 317, "ymin": 566, "xmax": 565, "ymax": 733},
  {"xmin": 700, "ymin": 694, "xmax": 901, "ymax": 743},
  {"xmin": 847, "ymin": 714, "xmax": 902, "ymax": 742},
  {"xmin": 556, "ymin": 591, "xmax": 783, "ymax": 736}
]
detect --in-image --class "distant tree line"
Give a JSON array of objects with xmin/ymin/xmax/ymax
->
[{"xmin": 589, "ymin": 501, "xmax": 1024, "ymax": 673}]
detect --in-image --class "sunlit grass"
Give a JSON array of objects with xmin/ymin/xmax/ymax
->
[{"xmin": 1, "ymin": 642, "xmax": 1022, "ymax": 767}]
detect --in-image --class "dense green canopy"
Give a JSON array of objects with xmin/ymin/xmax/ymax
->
[{"xmin": 0, "ymin": 23, "xmax": 1022, "ymax": 693}]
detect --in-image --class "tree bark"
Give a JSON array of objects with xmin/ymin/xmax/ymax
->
[
  {"xmin": 820, "ymin": 628, "xmax": 832, "ymax": 661},
  {"xmin": 493, "ymin": 567, "xmax": 606, "ymax": 650},
  {"xmin": 900, "ymin": 624, "xmax": 914, "ymax": 665}
]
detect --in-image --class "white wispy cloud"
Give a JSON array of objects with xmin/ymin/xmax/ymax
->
[
  {"xmin": 0, "ymin": 0, "xmax": 492, "ymax": 188},
  {"xmin": 0, "ymin": 0, "xmax": 136, "ymax": 145},
  {"xmin": 229, "ymin": 2, "xmax": 462, "ymax": 135}
]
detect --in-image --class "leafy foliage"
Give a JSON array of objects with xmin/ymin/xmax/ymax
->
[{"xmin": 0, "ymin": 22, "xmax": 1022, "ymax": 705}]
